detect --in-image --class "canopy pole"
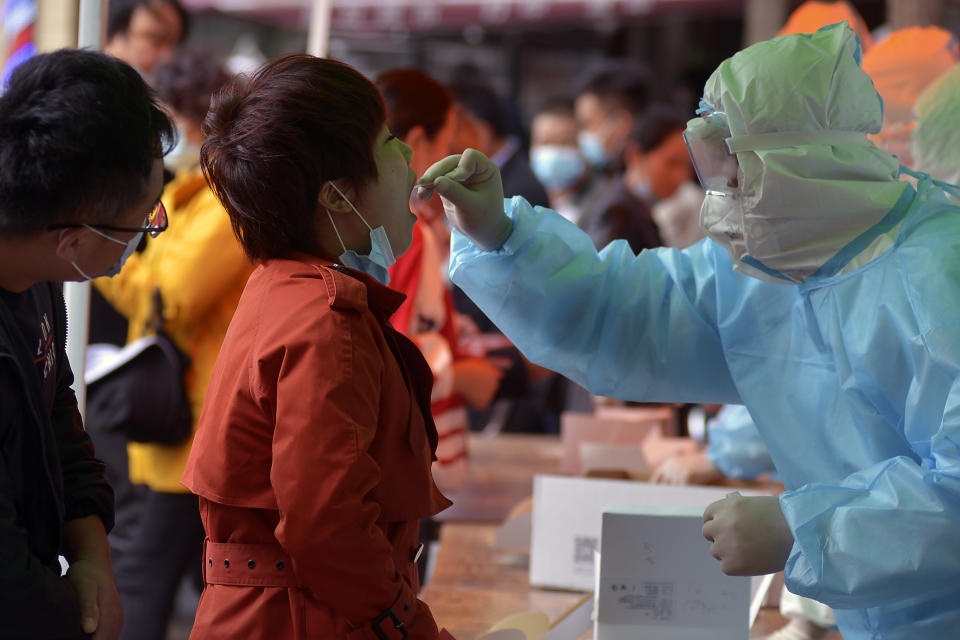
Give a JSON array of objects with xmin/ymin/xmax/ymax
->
[
  {"xmin": 77, "ymin": 0, "xmax": 104, "ymax": 50},
  {"xmin": 65, "ymin": 0, "xmax": 104, "ymax": 420},
  {"xmin": 307, "ymin": 0, "xmax": 332, "ymax": 57}
]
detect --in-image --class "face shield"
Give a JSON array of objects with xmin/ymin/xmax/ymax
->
[{"xmin": 683, "ymin": 112, "xmax": 739, "ymax": 195}]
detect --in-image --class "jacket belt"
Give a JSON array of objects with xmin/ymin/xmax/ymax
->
[
  {"xmin": 345, "ymin": 587, "xmax": 417, "ymax": 640},
  {"xmin": 203, "ymin": 538, "xmax": 417, "ymax": 639},
  {"xmin": 203, "ymin": 539, "xmax": 297, "ymax": 588}
]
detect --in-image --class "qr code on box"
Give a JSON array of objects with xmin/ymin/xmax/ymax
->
[{"xmin": 573, "ymin": 536, "xmax": 598, "ymax": 566}]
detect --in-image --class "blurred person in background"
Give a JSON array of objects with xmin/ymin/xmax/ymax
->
[
  {"xmin": 94, "ymin": 49, "xmax": 250, "ymax": 640},
  {"xmin": 376, "ymin": 68, "xmax": 460, "ymax": 252},
  {"xmin": 573, "ymin": 63, "xmax": 652, "ymax": 248},
  {"xmin": 104, "ymin": 0, "xmax": 188, "ymax": 82},
  {"xmin": 375, "ymin": 68, "xmax": 505, "ymax": 495},
  {"xmin": 449, "ymin": 79, "xmax": 549, "ymax": 209},
  {"xmin": 0, "ymin": 48, "xmax": 175, "ymax": 640},
  {"xmin": 528, "ymin": 97, "xmax": 596, "ymax": 225},
  {"xmin": 95, "ymin": 0, "xmax": 190, "ymax": 350},
  {"xmin": 86, "ymin": 0, "xmax": 190, "ymax": 592},
  {"xmin": 777, "ymin": 0, "xmax": 873, "ymax": 52},
  {"xmin": 425, "ymin": 24, "xmax": 960, "ymax": 638},
  {"xmin": 383, "ymin": 70, "xmax": 561, "ymax": 437},
  {"xmin": 573, "ymin": 62, "xmax": 651, "ymax": 176},
  {"xmin": 582, "ymin": 106, "xmax": 691, "ymax": 253},
  {"xmin": 182, "ymin": 54, "xmax": 452, "ymax": 639},
  {"xmin": 651, "ymin": 405, "xmax": 772, "ymax": 487},
  {"xmin": 912, "ymin": 63, "xmax": 960, "ymax": 186},
  {"xmin": 861, "ymin": 26, "xmax": 958, "ymax": 165}
]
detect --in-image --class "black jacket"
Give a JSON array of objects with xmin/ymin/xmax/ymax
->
[
  {"xmin": 581, "ymin": 176, "xmax": 663, "ymax": 254},
  {"xmin": 0, "ymin": 281, "xmax": 114, "ymax": 639},
  {"xmin": 500, "ymin": 145, "xmax": 551, "ymax": 209}
]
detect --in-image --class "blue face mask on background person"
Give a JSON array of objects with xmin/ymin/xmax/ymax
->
[
  {"xmin": 578, "ymin": 130, "xmax": 609, "ymax": 169},
  {"xmin": 530, "ymin": 145, "xmax": 587, "ymax": 191},
  {"xmin": 68, "ymin": 226, "xmax": 143, "ymax": 281},
  {"xmin": 325, "ymin": 183, "xmax": 396, "ymax": 285}
]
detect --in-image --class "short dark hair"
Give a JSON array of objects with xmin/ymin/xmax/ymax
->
[
  {"xmin": 450, "ymin": 80, "xmax": 509, "ymax": 138},
  {"xmin": 533, "ymin": 96, "xmax": 576, "ymax": 119},
  {"xmin": 576, "ymin": 63, "xmax": 651, "ymax": 116},
  {"xmin": 630, "ymin": 106, "xmax": 688, "ymax": 153},
  {"xmin": 201, "ymin": 54, "xmax": 385, "ymax": 262},
  {"xmin": 153, "ymin": 48, "xmax": 231, "ymax": 123},
  {"xmin": 0, "ymin": 49, "xmax": 174, "ymax": 235},
  {"xmin": 107, "ymin": 0, "xmax": 189, "ymax": 42},
  {"xmin": 375, "ymin": 68, "xmax": 452, "ymax": 140}
]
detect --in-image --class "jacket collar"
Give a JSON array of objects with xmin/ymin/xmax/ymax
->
[
  {"xmin": 165, "ymin": 168, "xmax": 208, "ymax": 210},
  {"xmin": 282, "ymin": 252, "xmax": 406, "ymax": 322}
]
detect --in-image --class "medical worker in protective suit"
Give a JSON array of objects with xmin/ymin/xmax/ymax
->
[
  {"xmin": 418, "ymin": 24, "xmax": 960, "ymax": 639},
  {"xmin": 912, "ymin": 63, "xmax": 960, "ymax": 186}
]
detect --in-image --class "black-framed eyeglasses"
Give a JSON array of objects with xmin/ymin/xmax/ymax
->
[{"xmin": 48, "ymin": 201, "xmax": 168, "ymax": 238}]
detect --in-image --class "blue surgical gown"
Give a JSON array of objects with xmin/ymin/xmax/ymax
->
[
  {"xmin": 705, "ymin": 405, "xmax": 776, "ymax": 481},
  {"xmin": 449, "ymin": 181, "xmax": 960, "ymax": 639}
]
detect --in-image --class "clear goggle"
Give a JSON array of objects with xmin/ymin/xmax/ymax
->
[
  {"xmin": 683, "ymin": 112, "xmax": 739, "ymax": 195},
  {"xmin": 684, "ymin": 111, "xmax": 873, "ymax": 194}
]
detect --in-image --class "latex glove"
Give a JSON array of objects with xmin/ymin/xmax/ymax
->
[
  {"xmin": 701, "ymin": 494, "xmax": 793, "ymax": 576},
  {"xmin": 651, "ymin": 451, "xmax": 722, "ymax": 485},
  {"xmin": 66, "ymin": 558, "xmax": 124, "ymax": 640},
  {"xmin": 416, "ymin": 149, "xmax": 512, "ymax": 251},
  {"xmin": 452, "ymin": 356, "xmax": 506, "ymax": 410}
]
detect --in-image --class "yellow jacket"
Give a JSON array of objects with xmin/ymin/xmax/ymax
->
[{"xmin": 95, "ymin": 169, "xmax": 252, "ymax": 492}]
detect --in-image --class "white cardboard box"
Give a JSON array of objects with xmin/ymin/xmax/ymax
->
[
  {"xmin": 595, "ymin": 504, "xmax": 750, "ymax": 639},
  {"xmin": 530, "ymin": 475, "xmax": 764, "ymax": 592}
]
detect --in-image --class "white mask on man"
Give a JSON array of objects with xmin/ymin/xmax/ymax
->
[{"xmin": 70, "ymin": 226, "xmax": 142, "ymax": 281}]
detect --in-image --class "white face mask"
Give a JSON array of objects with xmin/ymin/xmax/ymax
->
[
  {"xmin": 164, "ymin": 130, "xmax": 201, "ymax": 174},
  {"xmin": 71, "ymin": 226, "xmax": 143, "ymax": 281},
  {"xmin": 324, "ymin": 183, "xmax": 396, "ymax": 285}
]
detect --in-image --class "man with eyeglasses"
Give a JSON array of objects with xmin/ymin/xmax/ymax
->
[
  {"xmin": 104, "ymin": 0, "xmax": 189, "ymax": 82},
  {"xmin": 0, "ymin": 49, "xmax": 174, "ymax": 638}
]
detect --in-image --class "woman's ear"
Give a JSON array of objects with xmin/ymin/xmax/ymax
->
[
  {"xmin": 405, "ymin": 125, "xmax": 427, "ymax": 157},
  {"xmin": 318, "ymin": 180, "xmax": 356, "ymax": 212}
]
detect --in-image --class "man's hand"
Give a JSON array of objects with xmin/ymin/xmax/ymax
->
[
  {"xmin": 66, "ymin": 558, "xmax": 123, "ymax": 639},
  {"xmin": 701, "ymin": 495, "xmax": 793, "ymax": 575},
  {"xmin": 63, "ymin": 516, "xmax": 123, "ymax": 639},
  {"xmin": 416, "ymin": 149, "xmax": 511, "ymax": 251}
]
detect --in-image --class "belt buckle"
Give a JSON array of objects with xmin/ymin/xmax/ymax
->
[{"xmin": 372, "ymin": 607, "xmax": 408, "ymax": 640}]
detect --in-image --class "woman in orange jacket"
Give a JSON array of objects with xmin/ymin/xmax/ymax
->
[{"xmin": 181, "ymin": 55, "xmax": 452, "ymax": 639}]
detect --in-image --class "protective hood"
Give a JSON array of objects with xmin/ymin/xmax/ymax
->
[
  {"xmin": 862, "ymin": 26, "xmax": 959, "ymax": 162},
  {"xmin": 912, "ymin": 63, "xmax": 960, "ymax": 185},
  {"xmin": 701, "ymin": 23, "xmax": 906, "ymax": 283}
]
